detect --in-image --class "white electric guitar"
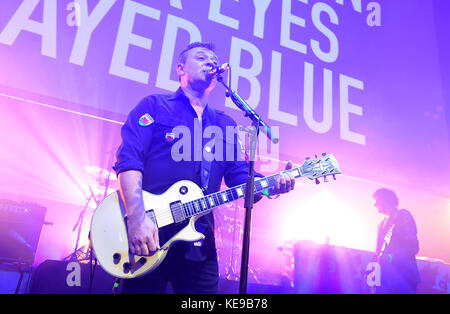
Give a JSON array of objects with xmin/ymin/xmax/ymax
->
[{"xmin": 90, "ymin": 153, "xmax": 341, "ymax": 279}]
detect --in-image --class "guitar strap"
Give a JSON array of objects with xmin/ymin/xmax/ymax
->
[
  {"xmin": 200, "ymin": 105, "xmax": 217, "ymax": 193},
  {"xmin": 378, "ymin": 210, "xmax": 399, "ymax": 258}
]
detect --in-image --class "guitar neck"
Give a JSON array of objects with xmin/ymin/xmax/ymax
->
[{"xmin": 181, "ymin": 167, "xmax": 304, "ymax": 219}]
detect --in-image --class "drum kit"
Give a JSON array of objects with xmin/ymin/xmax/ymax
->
[{"xmin": 65, "ymin": 163, "xmax": 118, "ymax": 261}]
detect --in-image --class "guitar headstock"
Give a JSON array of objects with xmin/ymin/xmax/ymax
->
[{"xmin": 299, "ymin": 153, "xmax": 341, "ymax": 183}]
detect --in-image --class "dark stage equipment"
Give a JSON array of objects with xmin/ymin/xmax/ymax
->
[{"xmin": 0, "ymin": 199, "xmax": 49, "ymax": 265}]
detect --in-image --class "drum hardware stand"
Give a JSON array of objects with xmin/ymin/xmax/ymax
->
[
  {"xmin": 65, "ymin": 149, "xmax": 116, "ymax": 262},
  {"xmin": 64, "ymin": 186, "xmax": 98, "ymax": 262}
]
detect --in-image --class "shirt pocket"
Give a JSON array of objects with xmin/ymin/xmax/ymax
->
[
  {"xmin": 153, "ymin": 116, "xmax": 185, "ymax": 144},
  {"xmin": 147, "ymin": 117, "xmax": 189, "ymax": 162},
  {"xmin": 212, "ymin": 130, "xmax": 244, "ymax": 163}
]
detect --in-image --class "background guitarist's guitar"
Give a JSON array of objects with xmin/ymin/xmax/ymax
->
[{"xmin": 90, "ymin": 153, "xmax": 341, "ymax": 279}]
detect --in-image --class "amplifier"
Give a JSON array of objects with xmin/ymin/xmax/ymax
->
[
  {"xmin": 0, "ymin": 199, "xmax": 47, "ymax": 265},
  {"xmin": 29, "ymin": 260, "xmax": 118, "ymax": 294}
]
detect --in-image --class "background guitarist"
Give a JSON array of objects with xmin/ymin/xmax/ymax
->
[
  {"xmin": 373, "ymin": 188, "xmax": 421, "ymax": 293},
  {"xmin": 112, "ymin": 42, "xmax": 296, "ymax": 294}
]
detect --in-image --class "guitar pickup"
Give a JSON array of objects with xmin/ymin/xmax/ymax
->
[{"xmin": 170, "ymin": 201, "xmax": 185, "ymax": 223}]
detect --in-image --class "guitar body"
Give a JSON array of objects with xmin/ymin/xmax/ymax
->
[{"xmin": 90, "ymin": 180, "xmax": 207, "ymax": 279}]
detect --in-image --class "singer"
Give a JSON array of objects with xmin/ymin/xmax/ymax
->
[{"xmin": 112, "ymin": 42, "xmax": 296, "ymax": 294}]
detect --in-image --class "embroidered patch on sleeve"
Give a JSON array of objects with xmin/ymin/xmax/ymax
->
[{"xmin": 139, "ymin": 113, "xmax": 154, "ymax": 126}]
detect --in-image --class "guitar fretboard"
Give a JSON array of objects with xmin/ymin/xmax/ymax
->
[{"xmin": 181, "ymin": 167, "xmax": 303, "ymax": 218}]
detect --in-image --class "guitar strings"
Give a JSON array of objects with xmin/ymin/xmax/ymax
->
[
  {"xmin": 145, "ymin": 165, "xmax": 311, "ymax": 223},
  {"xmin": 150, "ymin": 174, "xmax": 282, "ymax": 223}
]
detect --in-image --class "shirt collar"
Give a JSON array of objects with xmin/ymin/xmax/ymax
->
[
  {"xmin": 167, "ymin": 87, "xmax": 188, "ymax": 101},
  {"xmin": 168, "ymin": 87, "xmax": 219, "ymax": 123}
]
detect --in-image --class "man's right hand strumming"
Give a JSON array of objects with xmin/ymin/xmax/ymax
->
[
  {"xmin": 127, "ymin": 214, "xmax": 160, "ymax": 256},
  {"xmin": 118, "ymin": 170, "xmax": 160, "ymax": 256}
]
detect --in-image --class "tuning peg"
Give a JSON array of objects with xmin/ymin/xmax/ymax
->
[
  {"xmin": 332, "ymin": 175, "xmax": 336, "ymax": 180},
  {"xmin": 315, "ymin": 178, "xmax": 320, "ymax": 184},
  {"xmin": 323, "ymin": 176, "xmax": 329, "ymax": 182},
  {"xmin": 305, "ymin": 156, "xmax": 310, "ymax": 160},
  {"xmin": 322, "ymin": 152, "xmax": 327, "ymax": 156}
]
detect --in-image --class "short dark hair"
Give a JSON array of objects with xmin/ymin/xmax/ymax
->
[
  {"xmin": 373, "ymin": 188, "xmax": 399, "ymax": 208},
  {"xmin": 178, "ymin": 42, "xmax": 215, "ymax": 64}
]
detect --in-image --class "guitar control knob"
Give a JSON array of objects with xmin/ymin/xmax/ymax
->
[
  {"xmin": 123, "ymin": 262, "xmax": 131, "ymax": 274},
  {"xmin": 138, "ymin": 257, "xmax": 146, "ymax": 265},
  {"xmin": 113, "ymin": 253, "xmax": 121, "ymax": 264}
]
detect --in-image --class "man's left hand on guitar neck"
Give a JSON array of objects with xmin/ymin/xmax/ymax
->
[{"xmin": 266, "ymin": 161, "xmax": 296, "ymax": 198}]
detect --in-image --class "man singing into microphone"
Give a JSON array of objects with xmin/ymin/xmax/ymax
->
[{"xmin": 113, "ymin": 42, "xmax": 296, "ymax": 293}]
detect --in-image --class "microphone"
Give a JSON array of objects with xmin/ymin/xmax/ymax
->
[{"xmin": 208, "ymin": 63, "xmax": 230, "ymax": 76}]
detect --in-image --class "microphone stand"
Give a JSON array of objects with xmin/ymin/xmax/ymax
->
[{"xmin": 216, "ymin": 72, "xmax": 278, "ymax": 294}]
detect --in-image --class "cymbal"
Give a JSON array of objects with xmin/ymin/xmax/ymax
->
[{"xmin": 84, "ymin": 165, "xmax": 117, "ymax": 181}]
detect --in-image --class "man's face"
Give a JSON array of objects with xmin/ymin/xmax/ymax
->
[
  {"xmin": 373, "ymin": 197, "xmax": 389, "ymax": 215},
  {"xmin": 177, "ymin": 47, "xmax": 219, "ymax": 89}
]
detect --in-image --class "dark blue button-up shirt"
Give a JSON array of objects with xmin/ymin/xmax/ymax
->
[{"xmin": 113, "ymin": 88, "xmax": 261, "ymax": 260}]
